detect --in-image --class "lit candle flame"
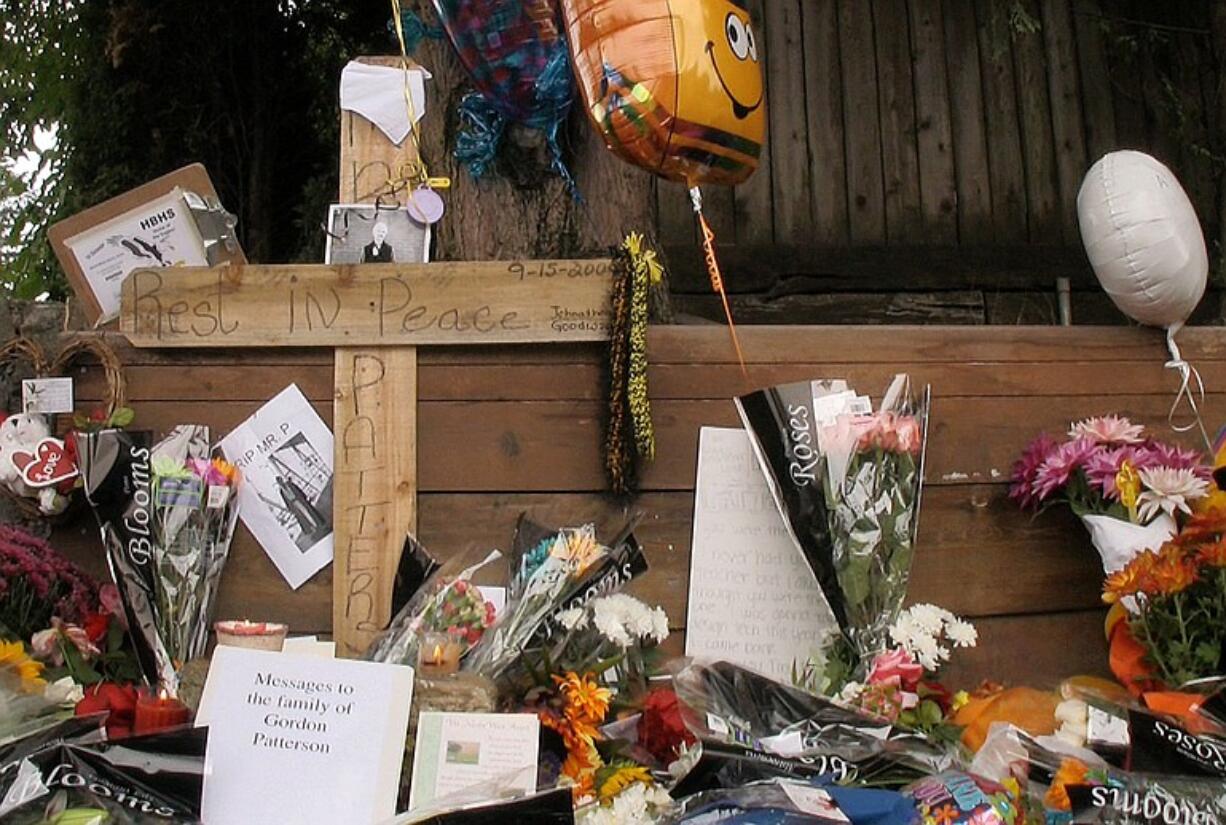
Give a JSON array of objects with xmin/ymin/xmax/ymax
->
[{"xmin": 431, "ymin": 644, "xmax": 443, "ymax": 665}]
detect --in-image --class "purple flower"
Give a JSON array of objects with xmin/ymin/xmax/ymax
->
[
  {"xmin": 1144, "ymin": 441, "xmax": 1209, "ymax": 479},
  {"xmin": 1082, "ymin": 443, "xmax": 1198, "ymax": 499},
  {"xmin": 1010, "ymin": 433, "xmax": 1059, "ymax": 509},
  {"xmin": 1033, "ymin": 437, "xmax": 1099, "ymax": 501}
]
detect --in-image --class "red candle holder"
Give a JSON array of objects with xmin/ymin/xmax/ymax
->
[{"xmin": 133, "ymin": 687, "xmax": 192, "ymax": 735}]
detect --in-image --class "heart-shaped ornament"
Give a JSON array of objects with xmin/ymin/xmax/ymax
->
[{"xmin": 11, "ymin": 438, "xmax": 79, "ymax": 488}]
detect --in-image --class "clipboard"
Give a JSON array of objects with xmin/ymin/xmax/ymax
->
[{"xmin": 48, "ymin": 163, "xmax": 247, "ymax": 325}]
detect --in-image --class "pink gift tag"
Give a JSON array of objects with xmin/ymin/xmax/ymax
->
[{"xmin": 406, "ymin": 187, "xmax": 445, "ymax": 226}]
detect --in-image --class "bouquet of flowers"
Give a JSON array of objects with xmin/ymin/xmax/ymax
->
[
  {"xmin": 0, "ymin": 526, "xmax": 131, "ymax": 743},
  {"xmin": 365, "ymin": 541, "xmax": 501, "ymax": 668},
  {"xmin": 76, "ymin": 426, "xmax": 241, "ymax": 695},
  {"xmin": 824, "ymin": 603, "xmax": 977, "ymax": 744},
  {"xmin": 1011, "ymin": 415, "xmax": 1209, "ymax": 575},
  {"xmin": 525, "ymin": 594, "xmax": 672, "ymax": 802},
  {"xmin": 465, "ymin": 517, "xmax": 647, "ymax": 685},
  {"xmin": 738, "ymin": 374, "xmax": 930, "ymax": 676},
  {"xmin": 1102, "ymin": 509, "xmax": 1226, "ymax": 690}
]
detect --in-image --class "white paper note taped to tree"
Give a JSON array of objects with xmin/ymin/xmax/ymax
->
[{"xmin": 685, "ymin": 427, "xmax": 838, "ymax": 681}]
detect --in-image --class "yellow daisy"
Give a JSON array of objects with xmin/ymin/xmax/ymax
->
[{"xmin": 0, "ymin": 640, "xmax": 46, "ymax": 693}]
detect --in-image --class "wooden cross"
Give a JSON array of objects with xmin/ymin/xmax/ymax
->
[{"xmin": 118, "ymin": 76, "xmax": 614, "ymax": 656}]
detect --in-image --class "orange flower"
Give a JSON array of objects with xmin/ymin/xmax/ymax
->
[
  {"xmin": 931, "ymin": 803, "xmax": 960, "ymax": 825},
  {"xmin": 1147, "ymin": 547, "xmax": 1199, "ymax": 596},
  {"xmin": 554, "ymin": 671, "xmax": 612, "ymax": 723},
  {"xmin": 1104, "ymin": 550, "xmax": 1157, "ymax": 603},
  {"xmin": 1198, "ymin": 539, "xmax": 1226, "ymax": 568},
  {"xmin": 1172, "ymin": 511, "xmax": 1226, "ymax": 547},
  {"xmin": 1103, "ymin": 564, "xmax": 1145, "ymax": 604},
  {"xmin": 1043, "ymin": 758, "xmax": 1089, "ymax": 811}
]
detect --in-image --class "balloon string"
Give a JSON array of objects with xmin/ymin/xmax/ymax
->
[
  {"xmin": 1165, "ymin": 326, "xmax": 1212, "ymax": 453},
  {"xmin": 689, "ymin": 186, "xmax": 747, "ymax": 377},
  {"xmin": 387, "ymin": 0, "xmax": 450, "ymax": 199}
]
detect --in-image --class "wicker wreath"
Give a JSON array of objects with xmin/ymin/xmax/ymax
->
[{"xmin": 0, "ymin": 334, "xmax": 127, "ymax": 521}]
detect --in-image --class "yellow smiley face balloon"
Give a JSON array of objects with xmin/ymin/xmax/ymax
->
[{"xmin": 560, "ymin": 0, "xmax": 766, "ymax": 187}]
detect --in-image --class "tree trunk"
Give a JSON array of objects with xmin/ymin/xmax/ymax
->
[{"xmin": 414, "ymin": 38, "xmax": 672, "ymax": 317}]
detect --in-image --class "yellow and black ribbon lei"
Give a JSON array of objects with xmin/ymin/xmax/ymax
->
[{"xmin": 604, "ymin": 233, "xmax": 661, "ymax": 497}]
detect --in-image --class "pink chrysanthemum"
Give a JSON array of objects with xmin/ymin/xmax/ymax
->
[
  {"xmin": 1085, "ymin": 445, "xmax": 1162, "ymax": 499},
  {"xmin": 1033, "ymin": 437, "xmax": 1099, "ymax": 501},
  {"xmin": 1068, "ymin": 415, "xmax": 1145, "ymax": 445},
  {"xmin": 1010, "ymin": 433, "xmax": 1059, "ymax": 509},
  {"xmin": 1144, "ymin": 441, "xmax": 1209, "ymax": 479}
]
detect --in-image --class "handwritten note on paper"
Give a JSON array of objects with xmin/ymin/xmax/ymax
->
[
  {"xmin": 409, "ymin": 713, "xmax": 539, "ymax": 812},
  {"xmin": 119, "ymin": 261, "xmax": 614, "ymax": 348},
  {"xmin": 197, "ymin": 647, "xmax": 413, "ymax": 825},
  {"xmin": 685, "ymin": 427, "xmax": 838, "ymax": 681}
]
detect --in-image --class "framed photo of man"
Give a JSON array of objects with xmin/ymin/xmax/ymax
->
[{"xmin": 324, "ymin": 204, "xmax": 431, "ymax": 265}]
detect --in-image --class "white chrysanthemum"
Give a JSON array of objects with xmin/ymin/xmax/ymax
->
[
  {"xmin": 1138, "ymin": 467, "xmax": 1211, "ymax": 522},
  {"xmin": 650, "ymin": 607, "xmax": 670, "ymax": 643},
  {"xmin": 911, "ymin": 633, "xmax": 943, "ymax": 671},
  {"xmin": 592, "ymin": 598, "xmax": 634, "ymax": 647},
  {"xmin": 889, "ymin": 612, "xmax": 921, "ymax": 650},
  {"xmin": 907, "ymin": 603, "xmax": 948, "ymax": 635},
  {"xmin": 556, "ymin": 607, "xmax": 589, "ymax": 631},
  {"xmin": 945, "ymin": 618, "xmax": 978, "ymax": 648}
]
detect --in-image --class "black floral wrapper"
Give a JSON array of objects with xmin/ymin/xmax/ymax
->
[
  {"xmin": 1068, "ymin": 777, "xmax": 1226, "ymax": 825},
  {"xmin": 0, "ymin": 727, "xmax": 206, "ymax": 824},
  {"xmin": 735, "ymin": 382, "xmax": 847, "ymax": 630},
  {"xmin": 389, "ymin": 535, "xmax": 443, "ymax": 622},
  {"xmin": 672, "ymin": 661, "xmax": 953, "ymax": 792},
  {"xmin": 75, "ymin": 429, "xmax": 175, "ymax": 690}
]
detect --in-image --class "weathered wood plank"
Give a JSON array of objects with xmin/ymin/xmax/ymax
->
[
  {"xmin": 75, "ymin": 358, "xmax": 1226, "ymax": 405},
  {"xmin": 942, "ymin": 0, "xmax": 993, "ymax": 243},
  {"xmin": 1011, "ymin": 0, "xmax": 1062, "ymax": 243},
  {"xmin": 119, "ymin": 261, "xmax": 613, "ymax": 348},
  {"xmin": 838, "ymin": 0, "xmax": 888, "ymax": 243},
  {"xmin": 766, "ymin": 0, "xmax": 815, "ymax": 242},
  {"xmin": 976, "ymin": 0, "xmax": 1029, "ymax": 242},
  {"xmin": 1071, "ymin": 0, "xmax": 1117, "ymax": 162},
  {"xmin": 332, "ymin": 347, "xmax": 417, "ymax": 657},
  {"xmin": 92, "ymin": 393, "xmax": 1223, "ymax": 494},
  {"xmin": 79, "ymin": 324, "xmax": 1226, "ymax": 367},
  {"xmin": 52, "ymin": 486, "xmax": 1112, "ymax": 638},
  {"xmin": 673, "ymin": 291, "xmax": 986, "ymax": 325},
  {"xmin": 908, "ymin": 0, "xmax": 959, "ymax": 244},
  {"xmin": 802, "ymin": 0, "xmax": 851, "ymax": 246},
  {"xmin": 1041, "ymin": 0, "xmax": 1089, "ymax": 243},
  {"xmin": 734, "ymin": 0, "xmax": 776, "ymax": 246},
  {"xmin": 665, "ymin": 244, "xmax": 1096, "ymax": 294},
  {"xmin": 875, "ymin": 0, "xmax": 925, "ymax": 243}
]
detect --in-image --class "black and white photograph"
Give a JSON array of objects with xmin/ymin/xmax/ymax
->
[
  {"xmin": 324, "ymin": 203, "xmax": 430, "ymax": 265},
  {"xmin": 219, "ymin": 384, "xmax": 335, "ymax": 590}
]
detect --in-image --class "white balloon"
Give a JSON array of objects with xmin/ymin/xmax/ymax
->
[{"xmin": 1077, "ymin": 150, "xmax": 1207, "ymax": 329}]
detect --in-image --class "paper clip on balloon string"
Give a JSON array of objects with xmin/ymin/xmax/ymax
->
[
  {"xmin": 689, "ymin": 186, "xmax": 747, "ymax": 376},
  {"xmin": 1165, "ymin": 326, "xmax": 1213, "ymax": 454}
]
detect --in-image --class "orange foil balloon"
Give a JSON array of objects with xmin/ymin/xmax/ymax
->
[{"xmin": 560, "ymin": 0, "xmax": 766, "ymax": 187}]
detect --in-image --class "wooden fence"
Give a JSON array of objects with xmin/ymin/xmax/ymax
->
[
  {"xmin": 50, "ymin": 325, "xmax": 1226, "ymax": 688},
  {"xmin": 660, "ymin": 0, "xmax": 1222, "ymax": 324}
]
